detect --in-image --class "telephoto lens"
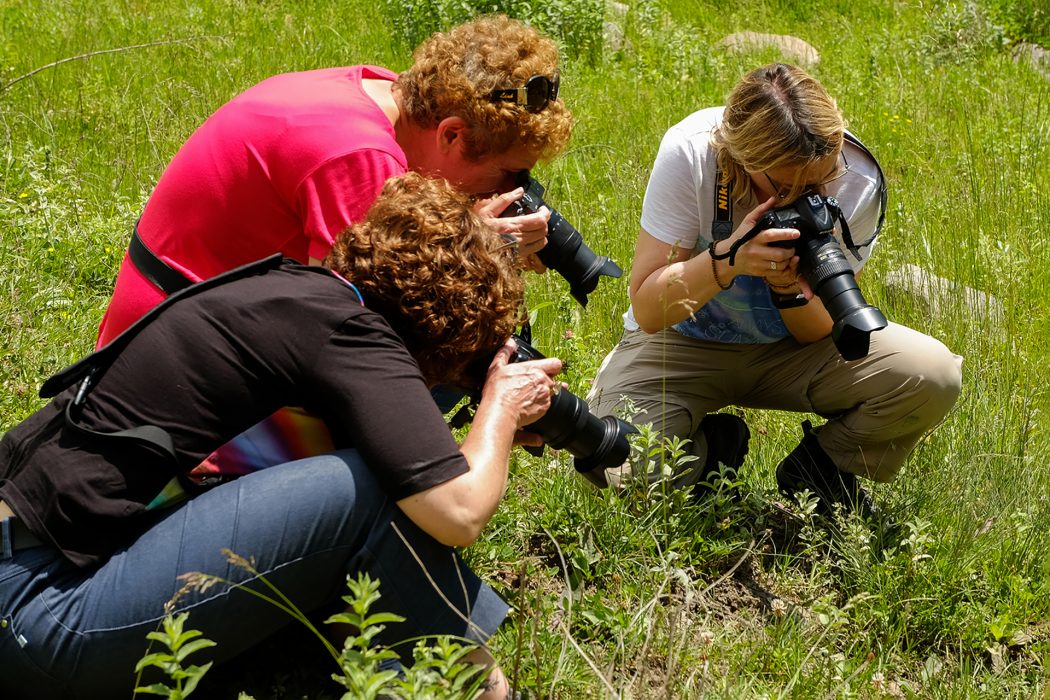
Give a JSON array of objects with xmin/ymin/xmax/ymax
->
[
  {"xmin": 511, "ymin": 334, "xmax": 636, "ymax": 487},
  {"xmin": 792, "ymin": 233, "xmax": 888, "ymax": 360},
  {"xmin": 765, "ymin": 194, "xmax": 887, "ymax": 360},
  {"xmin": 505, "ymin": 174, "xmax": 623, "ymax": 307}
]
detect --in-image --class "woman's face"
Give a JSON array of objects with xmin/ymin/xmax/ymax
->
[
  {"xmin": 749, "ymin": 151, "xmax": 846, "ymax": 202},
  {"xmin": 440, "ymin": 143, "xmax": 540, "ymax": 196},
  {"xmin": 403, "ymin": 116, "xmax": 543, "ymax": 196}
]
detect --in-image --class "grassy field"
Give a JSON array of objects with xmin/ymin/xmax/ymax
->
[{"xmin": 2, "ymin": 0, "xmax": 1049, "ymax": 697}]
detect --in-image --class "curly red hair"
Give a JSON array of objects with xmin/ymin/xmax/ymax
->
[
  {"xmin": 325, "ymin": 172, "xmax": 524, "ymax": 386},
  {"xmin": 397, "ymin": 14, "xmax": 573, "ymax": 161}
]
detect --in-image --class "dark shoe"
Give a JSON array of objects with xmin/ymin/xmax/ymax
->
[
  {"xmin": 680, "ymin": 413, "xmax": 750, "ymax": 495},
  {"xmin": 700, "ymin": 413, "xmax": 750, "ymax": 474},
  {"xmin": 775, "ymin": 421, "xmax": 875, "ymax": 517}
]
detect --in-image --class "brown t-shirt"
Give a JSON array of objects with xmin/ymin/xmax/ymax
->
[{"xmin": 0, "ymin": 263, "xmax": 468, "ymax": 567}]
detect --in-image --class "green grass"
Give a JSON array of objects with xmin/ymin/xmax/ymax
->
[{"xmin": 2, "ymin": 0, "xmax": 1049, "ymax": 697}]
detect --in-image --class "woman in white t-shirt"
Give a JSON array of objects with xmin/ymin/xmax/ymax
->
[{"xmin": 587, "ymin": 63, "xmax": 962, "ymax": 515}]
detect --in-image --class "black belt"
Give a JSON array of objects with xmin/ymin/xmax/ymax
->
[
  {"xmin": 1, "ymin": 517, "xmax": 46, "ymax": 555},
  {"xmin": 128, "ymin": 225, "xmax": 193, "ymax": 296}
]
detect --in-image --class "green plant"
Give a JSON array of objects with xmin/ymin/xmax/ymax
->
[
  {"xmin": 139, "ymin": 555, "xmax": 489, "ymax": 699},
  {"xmin": 326, "ymin": 574, "xmax": 489, "ymax": 700},
  {"xmin": 134, "ymin": 613, "xmax": 216, "ymax": 699},
  {"xmin": 980, "ymin": 0, "xmax": 1050, "ymax": 45},
  {"xmin": 910, "ymin": 0, "xmax": 1010, "ymax": 64},
  {"xmin": 379, "ymin": 0, "xmax": 606, "ymax": 63}
]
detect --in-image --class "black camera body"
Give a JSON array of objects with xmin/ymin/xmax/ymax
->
[
  {"xmin": 507, "ymin": 333, "xmax": 635, "ymax": 487},
  {"xmin": 759, "ymin": 193, "xmax": 887, "ymax": 361},
  {"xmin": 503, "ymin": 175, "xmax": 623, "ymax": 307}
]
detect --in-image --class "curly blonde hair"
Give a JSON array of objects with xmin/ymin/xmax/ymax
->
[
  {"xmin": 397, "ymin": 14, "xmax": 573, "ymax": 161},
  {"xmin": 324, "ymin": 172, "xmax": 525, "ymax": 386},
  {"xmin": 712, "ymin": 63, "xmax": 845, "ymax": 204}
]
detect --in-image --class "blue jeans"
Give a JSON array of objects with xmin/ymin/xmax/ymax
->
[{"xmin": 0, "ymin": 451, "xmax": 508, "ymax": 700}]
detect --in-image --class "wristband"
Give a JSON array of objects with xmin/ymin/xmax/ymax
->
[{"xmin": 709, "ymin": 240, "xmax": 734, "ymax": 290}]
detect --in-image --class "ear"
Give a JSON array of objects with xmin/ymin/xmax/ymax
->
[{"xmin": 435, "ymin": 116, "xmax": 470, "ymax": 154}]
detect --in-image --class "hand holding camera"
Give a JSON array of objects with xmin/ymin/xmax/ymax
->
[
  {"xmin": 476, "ymin": 189, "xmax": 551, "ymax": 264},
  {"xmin": 712, "ymin": 192, "xmax": 888, "ymax": 360},
  {"xmin": 480, "ymin": 338, "xmax": 564, "ymax": 440},
  {"xmin": 719, "ymin": 196, "xmax": 804, "ymax": 280},
  {"xmin": 499, "ymin": 174, "xmax": 624, "ymax": 306},
  {"xmin": 454, "ymin": 327, "xmax": 636, "ymax": 487}
]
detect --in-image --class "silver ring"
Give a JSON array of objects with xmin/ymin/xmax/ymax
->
[{"xmin": 769, "ymin": 260, "xmax": 777, "ymax": 270}]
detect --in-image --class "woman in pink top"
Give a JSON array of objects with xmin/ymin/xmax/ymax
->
[{"xmin": 98, "ymin": 14, "xmax": 573, "ymax": 345}]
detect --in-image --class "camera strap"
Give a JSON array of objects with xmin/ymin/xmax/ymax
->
[
  {"xmin": 711, "ymin": 177, "xmax": 734, "ymax": 242},
  {"xmin": 41, "ymin": 253, "xmax": 285, "ymax": 400},
  {"xmin": 38, "ymin": 254, "xmax": 285, "ymax": 483},
  {"xmin": 128, "ymin": 223, "xmax": 194, "ymax": 295}
]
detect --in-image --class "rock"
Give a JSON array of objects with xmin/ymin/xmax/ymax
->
[
  {"xmin": 1013, "ymin": 42, "xmax": 1050, "ymax": 80},
  {"xmin": 719, "ymin": 32, "xmax": 820, "ymax": 67},
  {"xmin": 882, "ymin": 264, "xmax": 1004, "ymax": 325},
  {"xmin": 603, "ymin": 20, "xmax": 626, "ymax": 53}
]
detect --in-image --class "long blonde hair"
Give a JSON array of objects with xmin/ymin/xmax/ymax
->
[{"xmin": 712, "ymin": 63, "xmax": 845, "ymax": 204}]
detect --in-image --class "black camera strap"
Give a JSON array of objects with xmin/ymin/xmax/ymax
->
[
  {"xmin": 39, "ymin": 254, "xmax": 285, "ymax": 482},
  {"xmin": 41, "ymin": 253, "xmax": 285, "ymax": 400},
  {"xmin": 711, "ymin": 177, "xmax": 734, "ymax": 242},
  {"xmin": 128, "ymin": 222, "xmax": 194, "ymax": 296}
]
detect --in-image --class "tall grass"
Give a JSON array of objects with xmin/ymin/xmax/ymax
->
[{"xmin": 2, "ymin": 0, "xmax": 1048, "ymax": 696}]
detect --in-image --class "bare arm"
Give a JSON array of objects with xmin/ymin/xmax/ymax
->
[
  {"xmin": 632, "ymin": 196, "xmax": 833, "ymax": 342},
  {"xmin": 396, "ymin": 342, "xmax": 562, "ymax": 547}
]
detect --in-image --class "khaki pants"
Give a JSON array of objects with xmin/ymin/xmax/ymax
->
[{"xmin": 586, "ymin": 323, "xmax": 963, "ymax": 483}]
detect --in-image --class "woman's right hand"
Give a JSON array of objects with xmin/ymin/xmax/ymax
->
[
  {"xmin": 722, "ymin": 196, "xmax": 802, "ymax": 283},
  {"xmin": 480, "ymin": 340, "xmax": 563, "ymax": 431}
]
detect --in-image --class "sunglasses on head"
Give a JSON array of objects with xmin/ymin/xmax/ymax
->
[{"xmin": 488, "ymin": 73, "xmax": 560, "ymax": 113}]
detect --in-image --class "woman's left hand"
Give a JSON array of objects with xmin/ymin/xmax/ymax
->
[{"xmin": 481, "ymin": 339, "xmax": 562, "ymax": 430}]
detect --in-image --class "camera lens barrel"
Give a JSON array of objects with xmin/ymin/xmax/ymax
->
[
  {"xmin": 529, "ymin": 392, "xmax": 635, "ymax": 472},
  {"xmin": 764, "ymin": 196, "xmax": 887, "ymax": 361},
  {"xmin": 797, "ymin": 236, "xmax": 853, "ymax": 283},
  {"xmin": 537, "ymin": 209, "xmax": 624, "ymax": 307},
  {"xmin": 510, "ymin": 334, "xmax": 636, "ymax": 486}
]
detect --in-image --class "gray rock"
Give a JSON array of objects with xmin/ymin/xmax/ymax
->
[
  {"xmin": 882, "ymin": 264, "xmax": 1004, "ymax": 325},
  {"xmin": 604, "ymin": 20, "xmax": 626, "ymax": 53},
  {"xmin": 1013, "ymin": 42, "xmax": 1050, "ymax": 80},
  {"xmin": 719, "ymin": 32, "xmax": 820, "ymax": 67}
]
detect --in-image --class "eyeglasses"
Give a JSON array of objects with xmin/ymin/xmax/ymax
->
[
  {"xmin": 764, "ymin": 150, "xmax": 851, "ymax": 200},
  {"xmin": 489, "ymin": 74, "xmax": 560, "ymax": 113}
]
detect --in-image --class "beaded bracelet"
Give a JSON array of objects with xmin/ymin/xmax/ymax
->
[
  {"xmin": 767, "ymin": 280, "xmax": 801, "ymax": 293},
  {"xmin": 708, "ymin": 240, "xmax": 733, "ymax": 290},
  {"xmin": 767, "ymin": 278, "xmax": 808, "ymax": 308}
]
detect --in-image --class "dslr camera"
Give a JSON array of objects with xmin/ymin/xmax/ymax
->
[
  {"xmin": 503, "ymin": 174, "xmax": 623, "ymax": 307},
  {"xmin": 757, "ymin": 193, "xmax": 887, "ymax": 360},
  {"xmin": 454, "ymin": 328, "xmax": 635, "ymax": 488}
]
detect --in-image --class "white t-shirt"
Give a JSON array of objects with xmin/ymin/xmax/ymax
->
[{"xmin": 624, "ymin": 107, "xmax": 885, "ymax": 343}]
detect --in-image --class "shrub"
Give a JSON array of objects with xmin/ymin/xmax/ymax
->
[{"xmin": 381, "ymin": 0, "xmax": 606, "ymax": 63}]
